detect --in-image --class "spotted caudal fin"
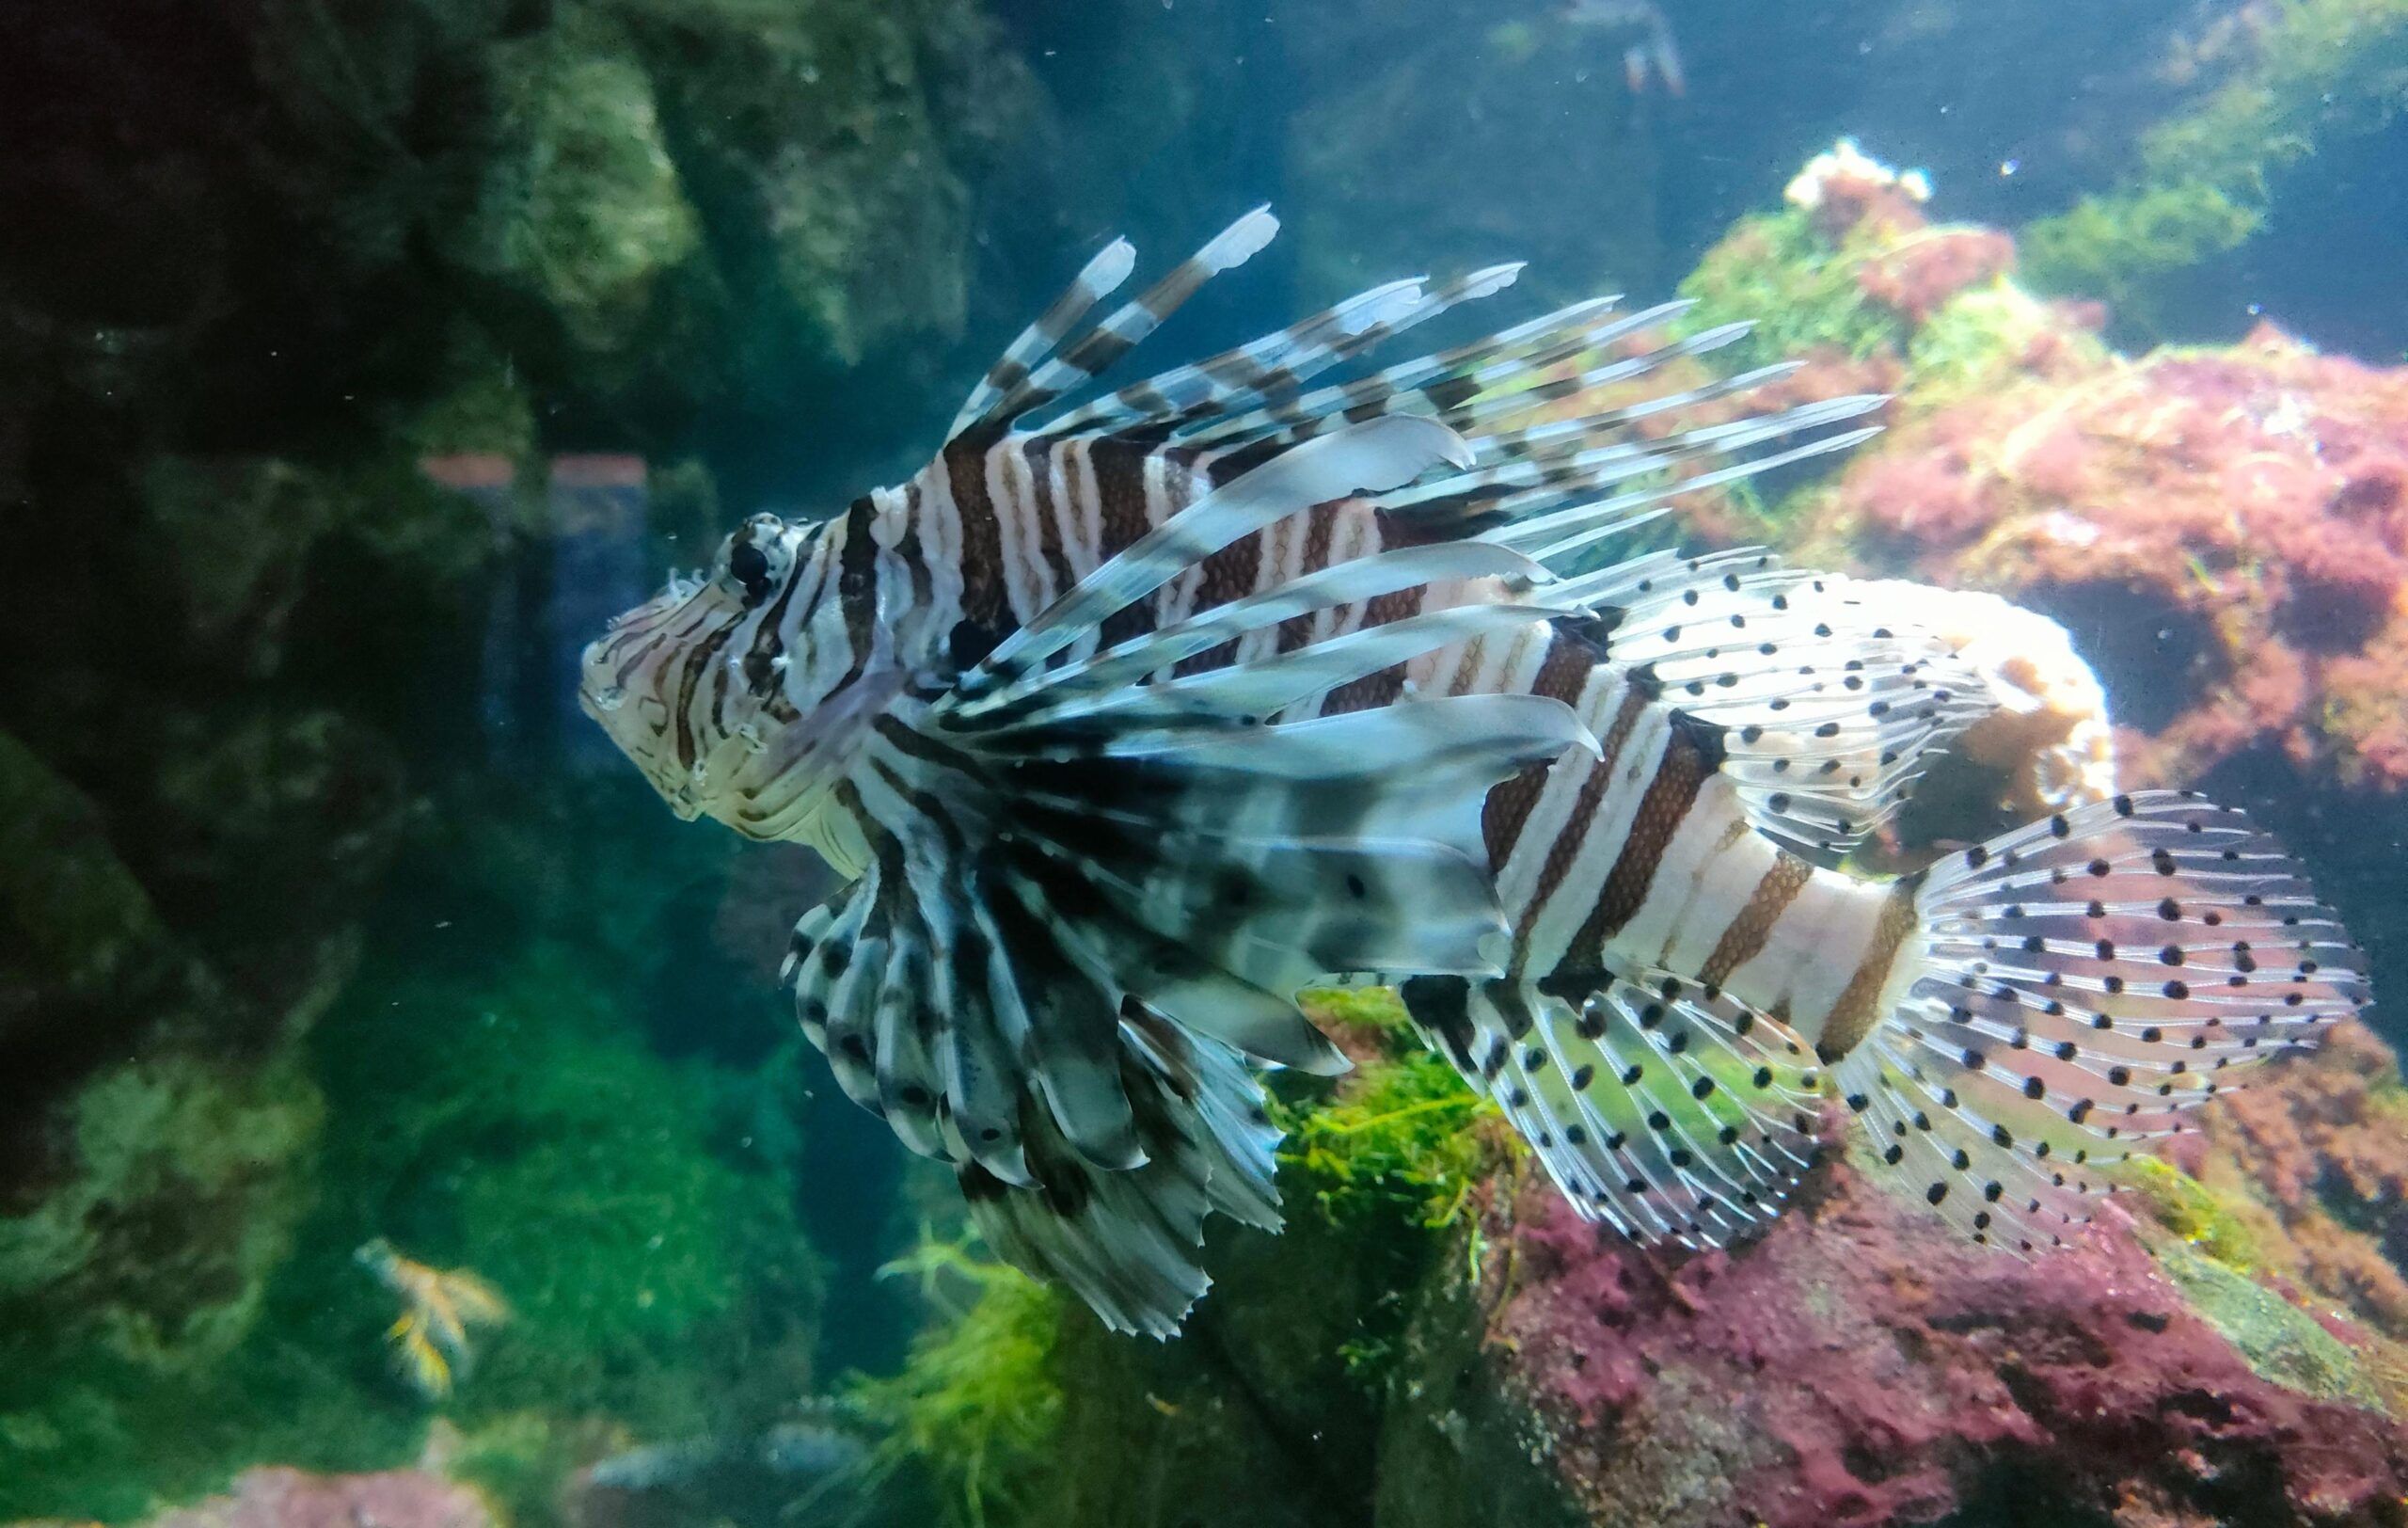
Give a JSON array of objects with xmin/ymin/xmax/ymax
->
[{"xmin": 1837, "ymin": 790, "xmax": 2369, "ymax": 1251}]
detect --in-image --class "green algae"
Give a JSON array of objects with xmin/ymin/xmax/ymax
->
[
  {"xmin": 0, "ymin": 729, "xmax": 190, "ymax": 1022},
  {"xmin": 463, "ymin": 17, "xmax": 703, "ymax": 358},
  {"xmin": 2020, "ymin": 181, "xmax": 2265, "ymax": 330},
  {"xmin": 1273, "ymin": 1015, "xmax": 1497, "ymax": 1385},
  {"xmin": 1675, "ymin": 207, "xmax": 1906, "ymax": 375},
  {"xmin": 0, "ymin": 817, "xmax": 822, "ymax": 1523},
  {"xmin": 0, "ymin": 1055, "xmax": 336, "ymax": 1520},
  {"xmin": 2155, "ymin": 1241, "xmax": 2391, "ymax": 1411},
  {"xmin": 1906, "ymin": 282, "xmax": 2106, "ymax": 403},
  {"xmin": 1277, "ymin": 1045, "xmax": 1489, "ymax": 1243},
  {"xmin": 2022, "ymin": 0, "xmax": 2408, "ymax": 330},
  {"xmin": 2124, "ymin": 1154, "xmax": 2265, "ymax": 1271},
  {"xmin": 853, "ymin": 1237, "xmax": 1065, "ymax": 1528},
  {"xmin": 309, "ymin": 935, "xmax": 824, "ymax": 1438},
  {"xmin": 2125, "ymin": 1153, "xmax": 2392, "ymax": 1413}
]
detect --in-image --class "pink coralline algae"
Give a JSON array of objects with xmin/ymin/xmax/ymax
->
[
  {"xmin": 1798, "ymin": 307, "xmax": 2408, "ymax": 792},
  {"xmin": 1856, "ymin": 225, "xmax": 2019, "ymax": 326},
  {"xmin": 1481, "ymin": 1129, "xmax": 2408, "ymax": 1528},
  {"xmin": 139, "ymin": 1469, "xmax": 496, "ymax": 1528}
]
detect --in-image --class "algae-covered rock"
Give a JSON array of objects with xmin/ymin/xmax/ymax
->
[
  {"xmin": 451, "ymin": 17, "xmax": 702, "ymax": 359},
  {"xmin": 307, "ymin": 933, "xmax": 826, "ymax": 1440},
  {"xmin": 0, "ymin": 1056, "xmax": 325, "ymax": 1373},
  {"xmin": 872, "ymin": 997, "xmax": 2408, "ymax": 1528},
  {"xmin": 0, "ymin": 1051, "xmax": 329, "ymax": 1518},
  {"xmin": 142, "ymin": 1465, "xmax": 498, "ymax": 1528},
  {"xmin": 2021, "ymin": 0, "xmax": 2408, "ymax": 338},
  {"xmin": 0, "ymin": 730, "xmax": 198, "ymax": 1054}
]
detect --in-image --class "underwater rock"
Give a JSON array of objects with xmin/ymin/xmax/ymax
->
[
  {"xmin": 920, "ymin": 999, "xmax": 2408, "ymax": 1528},
  {"xmin": 1478, "ymin": 1104, "xmax": 2408, "ymax": 1528},
  {"xmin": 136, "ymin": 1467, "xmax": 495, "ymax": 1528},
  {"xmin": 0, "ymin": 1047, "xmax": 331, "ymax": 1514},
  {"xmin": 1602, "ymin": 147, "xmax": 2408, "ymax": 804},
  {"xmin": 451, "ymin": 17, "xmax": 703, "ymax": 362},
  {"xmin": 1806, "ymin": 319, "xmax": 2408, "ymax": 795},
  {"xmin": 2175, "ymin": 1018, "xmax": 2408, "ymax": 1341},
  {"xmin": 0, "ymin": 731, "xmax": 204, "ymax": 1064},
  {"xmin": 0, "ymin": 732, "xmax": 334, "ymax": 1413}
]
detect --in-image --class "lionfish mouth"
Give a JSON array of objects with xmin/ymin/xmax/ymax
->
[
  {"xmin": 578, "ymin": 570, "xmax": 903, "ymax": 842},
  {"xmin": 578, "ymin": 574, "xmax": 724, "ymax": 813}
]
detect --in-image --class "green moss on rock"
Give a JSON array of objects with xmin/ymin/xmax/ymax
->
[
  {"xmin": 0, "ymin": 730, "xmax": 194, "ymax": 1038},
  {"xmin": 460, "ymin": 19, "xmax": 702, "ymax": 358},
  {"xmin": 310, "ymin": 938, "xmax": 824, "ymax": 1437},
  {"xmin": 2155, "ymin": 1242, "xmax": 2391, "ymax": 1411},
  {"xmin": 1677, "ymin": 208, "xmax": 1906, "ymax": 375},
  {"xmin": 2021, "ymin": 0, "xmax": 2408, "ymax": 329},
  {"xmin": 0, "ymin": 1053, "xmax": 328, "ymax": 1520}
]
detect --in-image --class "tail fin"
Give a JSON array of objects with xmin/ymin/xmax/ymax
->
[{"xmin": 1836, "ymin": 790, "xmax": 2368, "ymax": 1251}]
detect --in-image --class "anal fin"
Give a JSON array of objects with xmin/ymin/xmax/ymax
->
[{"xmin": 1403, "ymin": 966, "xmax": 1825, "ymax": 1248}]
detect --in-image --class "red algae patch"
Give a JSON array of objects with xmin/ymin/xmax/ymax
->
[
  {"xmin": 1480, "ymin": 1148, "xmax": 2408, "ymax": 1528},
  {"xmin": 1795, "ymin": 301, "xmax": 2408, "ymax": 789}
]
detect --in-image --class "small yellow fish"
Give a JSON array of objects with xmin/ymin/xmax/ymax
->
[{"xmin": 356, "ymin": 1238, "xmax": 508, "ymax": 1398}]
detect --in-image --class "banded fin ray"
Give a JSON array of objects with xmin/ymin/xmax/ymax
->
[
  {"xmin": 947, "ymin": 237, "xmax": 1137, "ymax": 441},
  {"xmin": 1039, "ymin": 263, "xmax": 1527, "ymax": 440},
  {"xmin": 963, "ymin": 1011, "xmax": 1280, "ymax": 1339},
  {"xmin": 958, "ymin": 540, "xmax": 1545, "ymax": 728},
  {"xmin": 1377, "ymin": 398, "xmax": 1885, "ymax": 550},
  {"xmin": 958, "ymin": 208, "xmax": 1280, "ymax": 442},
  {"xmin": 1470, "ymin": 414, "xmax": 1887, "ymax": 572},
  {"xmin": 1838, "ymin": 790, "xmax": 2368, "ymax": 1249},
  {"xmin": 1402, "ymin": 969, "xmax": 1823, "ymax": 1248}
]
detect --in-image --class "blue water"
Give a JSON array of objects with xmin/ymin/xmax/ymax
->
[{"xmin": 3, "ymin": 2, "xmax": 2405, "ymax": 1524}]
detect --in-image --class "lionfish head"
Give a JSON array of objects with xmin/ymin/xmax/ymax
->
[{"xmin": 579, "ymin": 512, "xmax": 897, "ymax": 843}]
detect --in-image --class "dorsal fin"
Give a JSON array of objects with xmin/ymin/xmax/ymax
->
[
  {"xmin": 945, "ymin": 237, "xmax": 1137, "ymax": 442},
  {"xmin": 949, "ymin": 208, "xmax": 1278, "ymax": 444}
]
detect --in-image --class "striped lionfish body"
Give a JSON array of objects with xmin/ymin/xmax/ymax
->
[{"xmin": 581, "ymin": 210, "xmax": 2369, "ymax": 1335}]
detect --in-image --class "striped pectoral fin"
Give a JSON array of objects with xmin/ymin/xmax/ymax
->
[
  {"xmin": 962, "ymin": 1011, "xmax": 1284, "ymax": 1339},
  {"xmin": 1403, "ymin": 967, "xmax": 1826, "ymax": 1249},
  {"xmin": 1840, "ymin": 789, "xmax": 2369, "ymax": 1248},
  {"xmin": 802, "ymin": 661, "xmax": 1588, "ymax": 1335},
  {"xmin": 1007, "ymin": 693, "xmax": 1594, "ymax": 997}
]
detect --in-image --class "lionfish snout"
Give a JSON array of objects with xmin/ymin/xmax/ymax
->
[
  {"xmin": 578, "ymin": 515, "xmax": 857, "ymax": 836},
  {"xmin": 578, "ymin": 576, "xmax": 724, "ymax": 816}
]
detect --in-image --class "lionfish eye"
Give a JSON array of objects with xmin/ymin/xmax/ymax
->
[{"xmin": 727, "ymin": 541, "xmax": 772, "ymax": 602}]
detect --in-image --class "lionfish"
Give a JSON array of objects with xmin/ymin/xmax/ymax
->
[{"xmin": 580, "ymin": 209, "xmax": 2368, "ymax": 1337}]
